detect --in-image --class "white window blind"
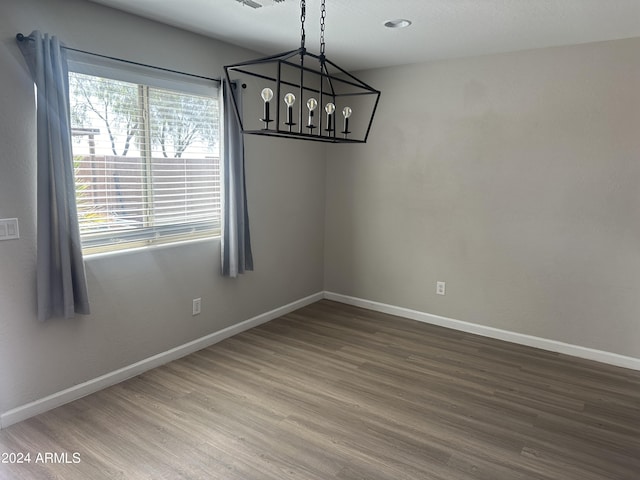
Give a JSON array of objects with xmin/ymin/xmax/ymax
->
[{"xmin": 68, "ymin": 65, "xmax": 220, "ymax": 254}]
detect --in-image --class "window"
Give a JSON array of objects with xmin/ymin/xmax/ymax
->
[{"xmin": 68, "ymin": 62, "xmax": 220, "ymax": 254}]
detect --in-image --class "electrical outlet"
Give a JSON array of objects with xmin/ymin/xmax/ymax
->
[
  {"xmin": 0, "ymin": 218, "xmax": 19, "ymax": 241},
  {"xmin": 436, "ymin": 281, "xmax": 446, "ymax": 296},
  {"xmin": 192, "ymin": 298, "xmax": 202, "ymax": 316}
]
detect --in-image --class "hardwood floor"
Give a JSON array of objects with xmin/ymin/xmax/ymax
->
[{"xmin": 1, "ymin": 300, "xmax": 639, "ymax": 479}]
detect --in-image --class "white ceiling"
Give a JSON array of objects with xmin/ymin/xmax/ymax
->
[{"xmin": 88, "ymin": 0, "xmax": 640, "ymax": 71}]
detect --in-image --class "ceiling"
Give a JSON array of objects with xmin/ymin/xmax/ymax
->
[{"xmin": 87, "ymin": 0, "xmax": 640, "ymax": 71}]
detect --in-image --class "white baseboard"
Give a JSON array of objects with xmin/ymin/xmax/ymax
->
[
  {"xmin": 5, "ymin": 290, "xmax": 638, "ymax": 429},
  {"xmin": 0, "ymin": 292, "xmax": 324, "ymax": 429},
  {"xmin": 324, "ymin": 292, "xmax": 640, "ymax": 372}
]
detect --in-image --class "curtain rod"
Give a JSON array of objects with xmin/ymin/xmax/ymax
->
[{"xmin": 15, "ymin": 33, "xmax": 246, "ymax": 88}]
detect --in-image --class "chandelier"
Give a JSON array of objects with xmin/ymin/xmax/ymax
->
[{"xmin": 224, "ymin": 0, "xmax": 381, "ymax": 143}]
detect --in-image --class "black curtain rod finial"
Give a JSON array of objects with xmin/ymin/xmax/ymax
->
[{"xmin": 16, "ymin": 33, "xmax": 26, "ymax": 42}]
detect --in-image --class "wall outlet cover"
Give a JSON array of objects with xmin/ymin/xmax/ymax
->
[{"xmin": 192, "ymin": 298, "xmax": 202, "ymax": 316}]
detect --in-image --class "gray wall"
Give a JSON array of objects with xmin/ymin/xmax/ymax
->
[
  {"xmin": 0, "ymin": 0, "xmax": 326, "ymax": 414},
  {"xmin": 325, "ymin": 37, "xmax": 640, "ymax": 359}
]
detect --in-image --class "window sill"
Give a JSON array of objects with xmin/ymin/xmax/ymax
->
[{"xmin": 83, "ymin": 234, "xmax": 220, "ymax": 261}]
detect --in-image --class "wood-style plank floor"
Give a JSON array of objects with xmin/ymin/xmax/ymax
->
[{"xmin": 1, "ymin": 300, "xmax": 639, "ymax": 479}]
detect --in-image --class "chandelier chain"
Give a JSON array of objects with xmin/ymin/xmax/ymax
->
[
  {"xmin": 320, "ymin": 0, "xmax": 326, "ymax": 56},
  {"xmin": 300, "ymin": 0, "xmax": 306, "ymax": 50}
]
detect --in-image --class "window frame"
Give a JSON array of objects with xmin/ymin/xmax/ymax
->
[{"xmin": 67, "ymin": 53, "xmax": 221, "ymax": 255}]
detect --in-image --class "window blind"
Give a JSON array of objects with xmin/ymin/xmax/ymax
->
[{"xmin": 68, "ymin": 69, "xmax": 220, "ymax": 253}]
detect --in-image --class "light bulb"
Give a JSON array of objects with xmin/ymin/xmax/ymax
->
[
  {"xmin": 341, "ymin": 106, "xmax": 352, "ymax": 136},
  {"xmin": 261, "ymin": 88, "xmax": 273, "ymax": 102},
  {"xmin": 284, "ymin": 93, "xmax": 296, "ymax": 106},
  {"xmin": 261, "ymin": 88, "xmax": 273, "ymax": 127},
  {"xmin": 307, "ymin": 98, "xmax": 318, "ymax": 111},
  {"xmin": 325, "ymin": 102, "xmax": 335, "ymax": 115}
]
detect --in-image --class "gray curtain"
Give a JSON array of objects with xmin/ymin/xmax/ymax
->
[
  {"xmin": 18, "ymin": 31, "xmax": 90, "ymax": 321},
  {"xmin": 220, "ymin": 79, "xmax": 253, "ymax": 277}
]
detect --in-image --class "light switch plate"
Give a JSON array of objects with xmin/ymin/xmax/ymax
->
[{"xmin": 0, "ymin": 218, "xmax": 20, "ymax": 241}]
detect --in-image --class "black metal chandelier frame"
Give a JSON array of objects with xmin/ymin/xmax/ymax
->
[{"xmin": 224, "ymin": 0, "xmax": 381, "ymax": 144}]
